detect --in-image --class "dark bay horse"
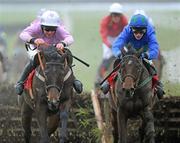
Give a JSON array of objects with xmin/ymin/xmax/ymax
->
[
  {"xmin": 110, "ymin": 47, "xmax": 155, "ymax": 143},
  {"xmin": 21, "ymin": 46, "xmax": 74, "ymax": 143}
]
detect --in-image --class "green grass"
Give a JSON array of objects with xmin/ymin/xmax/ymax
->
[
  {"xmin": 164, "ymin": 82, "xmax": 180, "ymax": 96},
  {"xmin": 1, "ymin": 9, "xmax": 180, "ymax": 95}
]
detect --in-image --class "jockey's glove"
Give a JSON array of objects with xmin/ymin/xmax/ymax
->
[{"xmin": 142, "ymin": 52, "xmax": 149, "ymax": 59}]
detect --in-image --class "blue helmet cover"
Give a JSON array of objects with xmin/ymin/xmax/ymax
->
[{"xmin": 129, "ymin": 14, "xmax": 148, "ymax": 28}]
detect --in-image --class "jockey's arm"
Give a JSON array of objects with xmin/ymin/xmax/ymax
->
[{"xmin": 147, "ymin": 31, "xmax": 159, "ymax": 60}]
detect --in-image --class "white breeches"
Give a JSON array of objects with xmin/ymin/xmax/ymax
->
[{"xmin": 102, "ymin": 36, "xmax": 117, "ymax": 60}]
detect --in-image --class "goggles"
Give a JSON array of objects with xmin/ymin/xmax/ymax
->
[
  {"xmin": 42, "ymin": 26, "xmax": 57, "ymax": 32},
  {"xmin": 111, "ymin": 13, "xmax": 122, "ymax": 16},
  {"xmin": 131, "ymin": 27, "xmax": 147, "ymax": 35}
]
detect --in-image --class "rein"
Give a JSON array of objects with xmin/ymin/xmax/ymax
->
[
  {"xmin": 35, "ymin": 63, "xmax": 72, "ymax": 93},
  {"xmin": 136, "ymin": 76, "xmax": 152, "ymax": 90}
]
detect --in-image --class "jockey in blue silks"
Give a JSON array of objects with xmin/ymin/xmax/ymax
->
[
  {"xmin": 102, "ymin": 13, "xmax": 165, "ymax": 99},
  {"xmin": 112, "ymin": 14, "xmax": 158, "ymax": 59}
]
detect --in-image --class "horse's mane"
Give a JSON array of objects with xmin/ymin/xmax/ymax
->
[
  {"xmin": 121, "ymin": 44, "xmax": 144, "ymax": 58},
  {"xmin": 42, "ymin": 46, "xmax": 63, "ymax": 62}
]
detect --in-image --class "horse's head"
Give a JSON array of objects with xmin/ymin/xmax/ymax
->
[
  {"xmin": 118, "ymin": 46, "xmax": 144, "ymax": 97},
  {"xmin": 41, "ymin": 46, "xmax": 67, "ymax": 111}
]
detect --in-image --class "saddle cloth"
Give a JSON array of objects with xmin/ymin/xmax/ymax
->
[{"xmin": 24, "ymin": 70, "xmax": 35, "ymax": 90}]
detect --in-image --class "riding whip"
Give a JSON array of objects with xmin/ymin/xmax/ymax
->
[
  {"xmin": 100, "ymin": 63, "xmax": 120, "ymax": 86},
  {"xmin": 70, "ymin": 54, "xmax": 90, "ymax": 67}
]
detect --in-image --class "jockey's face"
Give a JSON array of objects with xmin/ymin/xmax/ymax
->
[
  {"xmin": 133, "ymin": 32, "xmax": 144, "ymax": 40},
  {"xmin": 131, "ymin": 27, "xmax": 146, "ymax": 40},
  {"xmin": 111, "ymin": 13, "xmax": 122, "ymax": 23},
  {"xmin": 42, "ymin": 26, "xmax": 57, "ymax": 38}
]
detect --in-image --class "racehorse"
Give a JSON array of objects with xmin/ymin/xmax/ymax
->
[
  {"xmin": 20, "ymin": 46, "xmax": 74, "ymax": 143},
  {"xmin": 110, "ymin": 46, "xmax": 155, "ymax": 143}
]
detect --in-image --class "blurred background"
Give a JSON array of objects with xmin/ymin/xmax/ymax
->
[{"xmin": 0, "ymin": 0, "xmax": 180, "ymax": 95}]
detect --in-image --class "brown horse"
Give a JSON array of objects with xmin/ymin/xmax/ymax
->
[
  {"xmin": 20, "ymin": 46, "xmax": 74, "ymax": 143},
  {"xmin": 110, "ymin": 47, "xmax": 155, "ymax": 143}
]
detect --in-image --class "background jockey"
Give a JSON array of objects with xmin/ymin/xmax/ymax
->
[
  {"xmin": 102, "ymin": 13, "xmax": 165, "ymax": 99},
  {"xmin": 15, "ymin": 10, "xmax": 83, "ymax": 95},
  {"xmin": 94, "ymin": 3, "xmax": 128, "ymax": 90}
]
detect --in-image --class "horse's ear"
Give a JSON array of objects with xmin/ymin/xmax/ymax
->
[
  {"xmin": 127, "ymin": 43, "xmax": 132, "ymax": 50},
  {"xmin": 121, "ymin": 46, "xmax": 129, "ymax": 57},
  {"xmin": 136, "ymin": 47, "xmax": 144, "ymax": 58}
]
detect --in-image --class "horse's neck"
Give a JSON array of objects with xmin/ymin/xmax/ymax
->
[
  {"xmin": 33, "ymin": 66, "xmax": 46, "ymax": 87},
  {"xmin": 141, "ymin": 64, "xmax": 151, "ymax": 79}
]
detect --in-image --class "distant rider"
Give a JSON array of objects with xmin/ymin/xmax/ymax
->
[{"xmin": 95, "ymin": 3, "xmax": 128, "ymax": 89}]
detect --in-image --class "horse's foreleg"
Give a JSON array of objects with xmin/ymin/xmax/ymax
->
[
  {"xmin": 111, "ymin": 109, "xmax": 118, "ymax": 143},
  {"xmin": 141, "ymin": 107, "xmax": 155, "ymax": 143},
  {"xmin": 59, "ymin": 108, "xmax": 69, "ymax": 143},
  {"xmin": 117, "ymin": 107, "xmax": 127, "ymax": 143},
  {"xmin": 47, "ymin": 113, "xmax": 59, "ymax": 136},
  {"xmin": 21, "ymin": 100, "xmax": 33, "ymax": 143},
  {"xmin": 36, "ymin": 105, "xmax": 50, "ymax": 143},
  {"xmin": 59, "ymin": 97, "xmax": 71, "ymax": 143}
]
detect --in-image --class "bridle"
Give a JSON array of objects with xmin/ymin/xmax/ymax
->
[
  {"xmin": 119, "ymin": 55, "xmax": 143, "ymax": 87},
  {"xmin": 44, "ymin": 61, "xmax": 65, "ymax": 95},
  {"xmin": 119, "ymin": 54, "xmax": 151, "ymax": 92},
  {"xmin": 35, "ymin": 53, "xmax": 71, "ymax": 107}
]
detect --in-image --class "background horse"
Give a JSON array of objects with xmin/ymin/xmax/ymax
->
[
  {"xmin": 21, "ymin": 46, "xmax": 74, "ymax": 143},
  {"xmin": 110, "ymin": 47, "xmax": 155, "ymax": 143}
]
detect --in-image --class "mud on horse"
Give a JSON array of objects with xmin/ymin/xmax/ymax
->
[{"xmin": 20, "ymin": 46, "xmax": 75, "ymax": 143}]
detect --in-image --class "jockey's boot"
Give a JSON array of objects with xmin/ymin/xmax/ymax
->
[
  {"xmin": 73, "ymin": 79, "xmax": 83, "ymax": 94},
  {"xmin": 15, "ymin": 60, "xmax": 37, "ymax": 95},
  {"xmin": 100, "ymin": 70, "xmax": 119, "ymax": 94},
  {"xmin": 156, "ymin": 80, "xmax": 165, "ymax": 99},
  {"xmin": 100, "ymin": 81, "xmax": 110, "ymax": 94}
]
